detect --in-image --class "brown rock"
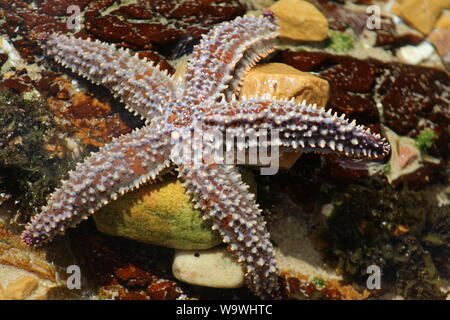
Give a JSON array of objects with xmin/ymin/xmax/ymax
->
[
  {"xmin": 5, "ymin": 276, "xmax": 39, "ymax": 300},
  {"xmin": 392, "ymin": 0, "xmax": 450, "ymax": 34},
  {"xmin": 270, "ymin": 0, "xmax": 329, "ymax": 41},
  {"xmin": 239, "ymin": 63, "xmax": 330, "ymax": 108}
]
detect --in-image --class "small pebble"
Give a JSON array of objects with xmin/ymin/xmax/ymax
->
[
  {"xmin": 396, "ymin": 42, "xmax": 435, "ymax": 64},
  {"xmin": 172, "ymin": 247, "xmax": 244, "ymax": 289}
]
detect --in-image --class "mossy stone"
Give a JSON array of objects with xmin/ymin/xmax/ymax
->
[{"xmin": 94, "ymin": 171, "xmax": 256, "ymax": 250}]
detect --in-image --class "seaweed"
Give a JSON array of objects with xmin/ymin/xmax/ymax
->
[
  {"xmin": 323, "ymin": 178, "xmax": 448, "ymax": 299},
  {"xmin": 0, "ymin": 89, "xmax": 82, "ymax": 220},
  {"xmin": 414, "ymin": 129, "xmax": 438, "ymax": 154}
]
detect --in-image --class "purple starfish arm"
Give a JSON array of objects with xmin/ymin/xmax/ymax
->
[
  {"xmin": 201, "ymin": 98, "xmax": 391, "ymax": 160},
  {"xmin": 43, "ymin": 34, "xmax": 180, "ymax": 122},
  {"xmin": 183, "ymin": 16, "xmax": 279, "ymax": 107},
  {"xmin": 22, "ymin": 126, "xmax": 172, "ymax": 246},
  {"xmin": 175, "ymin": 161, "xmax": 281, "ymax": 299}
]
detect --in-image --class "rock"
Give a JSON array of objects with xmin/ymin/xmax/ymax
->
[
  {"xmin": 172, "ymin": 247, "xmax": 244, "ymax": 288},
  {"xmin": 94, "ymin": 170, "xmax": 257, "ymax": 250},
  {"xmin": 239, "ymin": 63, "xmax": 330, "ymax": 108},
  {"xmin": 5, "ymin": 276, "xmax": 39, "ymax": 300},
  {"xmin": 269, "ymin": 0, "xmax": 328, "ymax": 41},
  {"xmin": 396, "ymin": 42, "xmax": 435, "ymax": 64},
  {"xmin": 94, "ymin": 176, "xmax": 222, "ymax": 250},
  {"xmin": 0, "ymin": 225, "xmax": 61, "ymax": 299},
  {"xmin": 69, "ymin": 224, "xmax": 186, "ymax": 300},
  {"xmin": 392, "ymin": 0, "xmax": 450, "ymax": 34}
]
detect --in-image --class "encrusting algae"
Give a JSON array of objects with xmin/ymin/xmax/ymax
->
[
  {"xmin": 0, "ymin": 90, "xmax": 81, "ymax": 220},
  {"xmin": 323, "ymin": 177, "xmax": 449, "ymax": 299}
]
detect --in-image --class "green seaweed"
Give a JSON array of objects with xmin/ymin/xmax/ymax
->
[
  {"xmin": 322, "ymin": 178, "xmax": 448, "ymax": 299},
  {"xmin": 414, "ymin": 129, "xmax": 438, "ymax": 153},
  {"xmin": 0, "ymin": 89, "xmax": 82, "ymax": 218},
  {"xmin": 326, "ymin": 31, "xmax": 354, "ymax": 53},
  {"xmin": 381, "ymin": 163, "xmax": 391, "ymax": 175}
]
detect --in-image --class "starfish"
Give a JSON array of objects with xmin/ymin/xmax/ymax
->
[{"xmin": 22, "ymin": 14, "xmax": 390, "ymax": 299}]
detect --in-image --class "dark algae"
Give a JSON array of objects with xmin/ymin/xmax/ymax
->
[
  {"xmin": 0, "ymin": 89, "xmax": 80, "ymax": 219},
  {"xmin": 323, "ymin": 178, "xmax": 449, "ymax": 299}
]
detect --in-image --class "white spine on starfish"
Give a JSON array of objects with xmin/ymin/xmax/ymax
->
[
  {"xmin": 174, "ymin": 161, "xmax": 280, "ymax": 299},
  {"xmin": 21, "ymin": 126, "xmax": 171, "ymax": 246},
  {"xmin": 43, "ymin": 34, "xmax": 181, "ymax": 122},
  {"xmin": 201, "ymin": 98, "xmax": 391, "ymax": 160},
  {"xmin": 184, "ymin": 16, "xmax": 279, "ymax": 107}
]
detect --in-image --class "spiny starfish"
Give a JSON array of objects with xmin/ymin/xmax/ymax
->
[{"xmin": 22, "ymin": 14, "xmax": 390, "ymax": 299}]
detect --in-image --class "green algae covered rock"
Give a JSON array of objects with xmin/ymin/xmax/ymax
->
[{"xmin": 93, "ymin": 170, "xmax": 256, "ymax": 250}]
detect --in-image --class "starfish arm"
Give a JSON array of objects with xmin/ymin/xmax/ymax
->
[
  {"xmin": 174, "ymin": 160, "xmax": 281, "ymax": 299},
  {"xmin": 43, "ymin": 34, "xmax": 180, "ymax": 121},
  {"xmin": 183, "ymin": 15, "xmax": 279, "ymax": 107},
  {"xmin": 201, "ymin": 98, "xmax": 391, "ymax": 160},
  {"xmin": 22, "ymin": 126, "xmax": 172, "ymax": 246}
]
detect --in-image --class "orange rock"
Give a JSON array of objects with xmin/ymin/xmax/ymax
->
[
  {"xmin": 239, "ymin": 63, "xmax": 330, "ymax": 108},
  {"xmin": 5, "ymin": 276, "xmax": 39, "ymax": 300},
  {"xmin": 393, "ymin": 0, "xmax": 450, "ymax": 34},
  {"xmin": 270, "ymin": 0, "xmax": 329, "ymax": 41}
]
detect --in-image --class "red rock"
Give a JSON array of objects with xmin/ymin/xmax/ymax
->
[
  {"xmin": 111, "ymin": 4, "xmax": 154, "ymax": 19},
  {"xmin": 280, "ymin": 51, "xmax": 450, "ymax": 161},
  {"xmin": 115, "ymin": 265, "xmax": 151, "ymax": 288},
  {"xmin": 374, "ymin": 19, "xmax": 424, "ymax": 50},
  {"xmin": 146, "ymin": 280, "xmax": 181, "ymax": 300},
  {"xmin": 319, "ymin": 2, "xmax": 368, "ymax": 34},
  {"xmin": 39, "ymin": 0, "xmax": 91, "ymax": 16},
  {"xmin": 320, "ymin": 58, "xmax": 379, "ymax": 93},
  {"xmin": 281, "ymin": 51, "xmax": 336, "ymax": 72},
  {"xmin": 86, "ymin": 16, "xmax": 135, "ymax": 44},
  {"xmin": 1, "ymin": 78, "xmax": 32, "ymax": 93}
]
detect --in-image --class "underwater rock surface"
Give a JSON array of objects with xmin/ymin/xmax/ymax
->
[{"xmin": 0, "ymin": 0, "xmax": 448, "ymax": 300}]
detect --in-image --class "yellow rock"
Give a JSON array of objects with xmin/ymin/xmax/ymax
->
[
  {"xmin": 5, "ymin": 276, "xmax": 39, "ymax": 300},
  {"xmin": 393, "ymin": 0, "xmax": 450, "ymax": 34},
  {"xmin": 239, "ymin": 63, "xmax": 329, "ymax": 108},
  {"xmin": 270, "ymin": 0, "xmax": 328, "ymax": 41},
  {"xmin": 435, "ymin": 11, "xmax": 450, "ymax": 29}
]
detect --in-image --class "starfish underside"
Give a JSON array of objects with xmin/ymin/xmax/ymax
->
[{"xmin": 22, "ymin": 15, "xmax": 390, "ymax": 299}]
